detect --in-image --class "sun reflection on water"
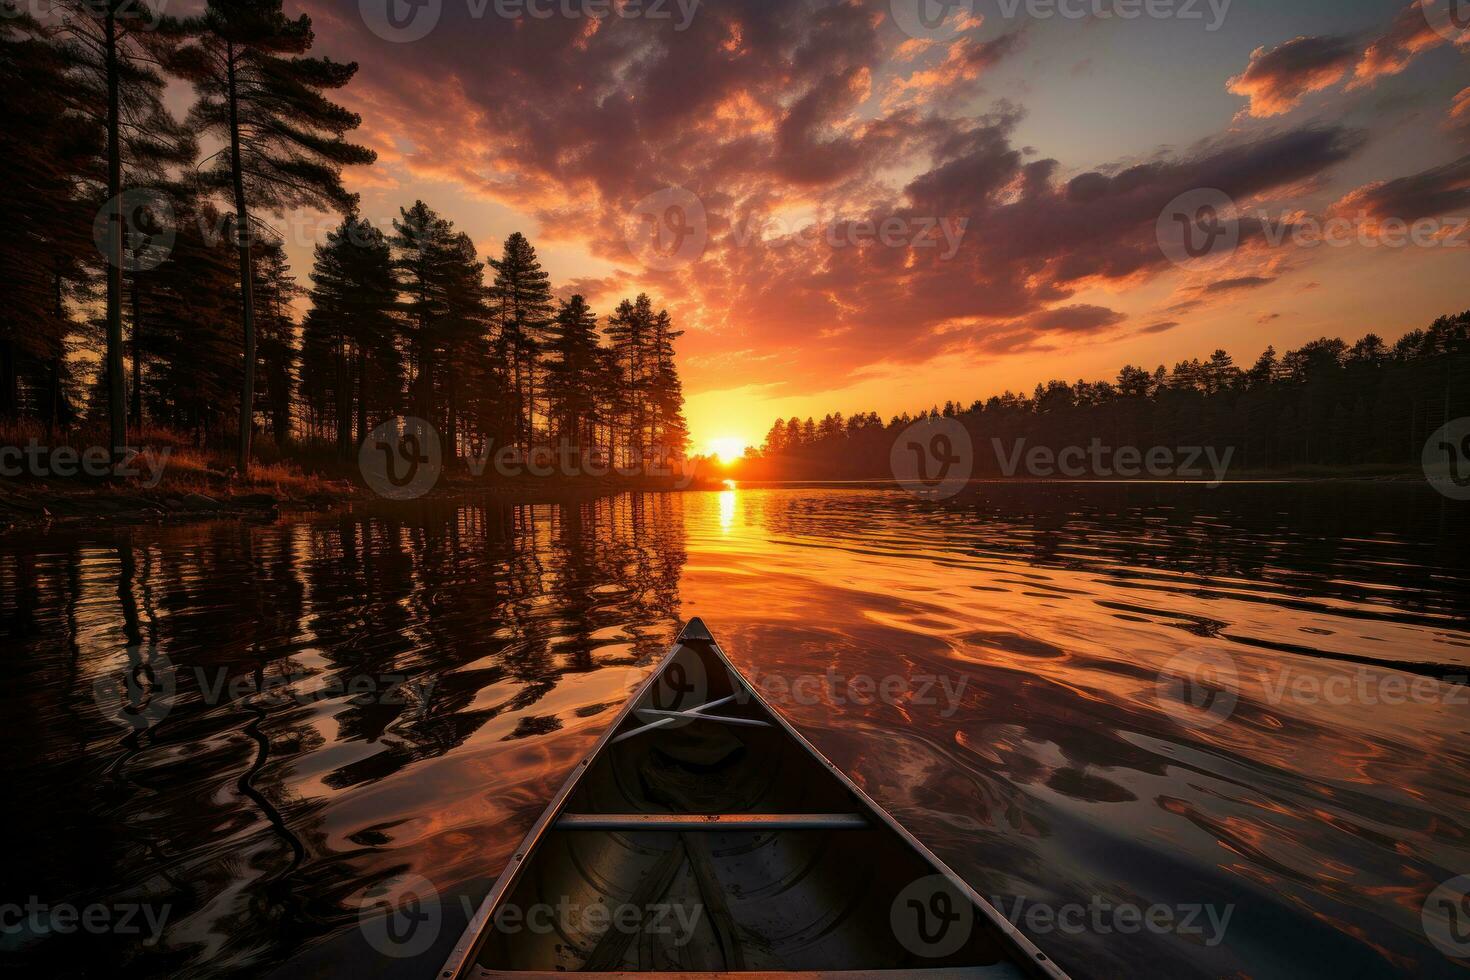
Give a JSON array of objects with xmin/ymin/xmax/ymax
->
[{"xmin": 718, "ymin": 485, "xmax": 737, "ymax": 531}]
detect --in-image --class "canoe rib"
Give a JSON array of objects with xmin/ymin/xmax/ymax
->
[{"xmin": 439, "ymin": 617, "xmax": 1071, "ymax": 980}]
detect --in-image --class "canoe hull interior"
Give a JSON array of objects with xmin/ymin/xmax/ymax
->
[{"xmin": 451, "ymin": 622, "xmax": 1064, "ymax": 979}]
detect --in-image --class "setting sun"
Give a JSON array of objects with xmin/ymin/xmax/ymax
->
[{"xmin": 706, "ymin": 437, "xmax": 749, "ymax": 462}]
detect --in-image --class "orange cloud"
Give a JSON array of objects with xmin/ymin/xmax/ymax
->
[
  {"xmin": 1350, "ymin": 0, "xmax": 1449, "ymax": 88},
  {"xmin": 1449, "ymin": 87, "xmax": 1470, "ymax": 144},
  {"xmin": 1227, "ymin": 35, "xmax": 1357, "ymax": 117}
]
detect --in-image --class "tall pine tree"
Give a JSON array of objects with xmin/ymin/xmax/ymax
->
[
  {"xmin": 544, "ymin": 294, "xmax": 602, "ymax": 454},
  {"xmin": 170, "ymin": 0, "xmax": 373, "ymax": 471},
  {"xmin": 57, "ymin": 0, "xmax": 192, "ymax": 454},
  {"xmin": 302, "ymin": 216, "xmax": 401, "ymax": 456},
  {"xmin": 487, "ymin": 232, "xmax": 552, "ymax": 450}
]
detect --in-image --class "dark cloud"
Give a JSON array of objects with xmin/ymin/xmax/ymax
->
[
  {"xmin": 1024, "ymin": 305, "xmax": 1127, "ymax": 333},
  {"xmin": 1139, "ymin": 320, "xmax": 1181, "ymax": 335},
  {"xmin": 1335, "ymin": 154, "xmax": 1470, "ymax": 221},
  {"xmin": 1204, "ymin": 275, "xmax": 1277, "ymax": 293}
]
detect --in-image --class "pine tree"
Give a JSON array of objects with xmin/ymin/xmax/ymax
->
[
  {"xmin": 53, "ymin": 0, "xmax": 192, "ymax": 452},
  {"xmin": 171, "ymin": 0, "xmax": 374, "ymax": 471},
  {"xmin": 544, "ymin": 295, "xmax": 603, "ymax": 453},
  {"xmin": 649, "ymin": 307, "xmax": 687, "ymax": 457},
  {"xmin": 438, "ymin": 231, "xmax": 494, "ymax": 457},
  {"xmin": 487, "ymin": 232, "xmax": 553, "ymax": 450},
  {"xmin": 253, "ymin": 240, "xmax": 298, "ymax": 448},
  {"xmin": 0, "ymin": 7, "xmax": 96, "ymax": 430},
  {"xmin": 137, "ymin": 196, "xmax": 243, "ymax": 443},
  {"xmin": 302, "ymin": 216, "xmax": 401, "ymax": 456},
  {"xmin": 390, "ymin": 201, "xmax": 453, "ymax": 425}
]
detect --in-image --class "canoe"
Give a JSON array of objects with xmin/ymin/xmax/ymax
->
[{"xmin": 440, "ymin": 618, "xmax": 1069, "ymax": 979}]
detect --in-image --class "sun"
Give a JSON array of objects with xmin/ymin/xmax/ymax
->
[{"xmin": 707, "ymin": 437, "xmax": 748, "ymax": 463}]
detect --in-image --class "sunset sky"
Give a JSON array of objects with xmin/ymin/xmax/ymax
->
[{"xmin": 275, "ymin": 0, "xmax": 1468, "ymax": 454}]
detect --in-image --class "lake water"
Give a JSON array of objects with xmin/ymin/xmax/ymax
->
[{"xmin": 4, "ymin": 483, "xmax": 1470, "ymax": 978}]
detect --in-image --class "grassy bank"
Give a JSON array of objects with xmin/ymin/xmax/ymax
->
[{"xmin": 0, "ymin": 423, "xmax": 723, "ymax": 531}]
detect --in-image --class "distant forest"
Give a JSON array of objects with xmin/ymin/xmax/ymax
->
[
  {"xmin": 746, "ymin": 312, "xmax": 1470, "ymax": 478},
  {"xmin": 0, "ymin": 0, "xmax": 687, "ymax": 473}
]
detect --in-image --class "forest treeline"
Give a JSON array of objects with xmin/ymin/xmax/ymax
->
[
  {"xmin": 748, "ymin": 312, "xmax": 1470, "ymax": 478},
  {"xmin": 0, "ymin": 0, "xmax": 687, "ymax": 474}
]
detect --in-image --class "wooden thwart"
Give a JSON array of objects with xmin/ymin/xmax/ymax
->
[
  {"xmin": 635, "ymin": 708, "xmax": 771, "ymax": 728},
  {"xmin": 555, "ymin": 813, "xmax": 869, "ymax": 831}
]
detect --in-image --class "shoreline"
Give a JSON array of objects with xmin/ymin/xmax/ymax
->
[
  {"xmin": 0, "ymin": 466, "xmax": 1439, "ymax": 534},
  {"xmin": 0, "ymin": 473, "xmax": 732, "ymax": 534}
]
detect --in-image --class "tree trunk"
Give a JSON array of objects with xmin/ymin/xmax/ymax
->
[
  {"xmin": 0, "ymin": 338, "xmax": 15, "ymax": 419},
  {"xmin": 226, "ymin": 41, "xmax": 256, "ymax": 474},
  {"xmin": 49, "ymin": 267, "xmax": 64, "ymax": 440},
  {"xmin": 130, "ymin": 274, "xmax": 142, "ymax": 438},
  {"xmin": 355, "ymin": 347, "xmax": 367, "ymax": 451},
  {"xmin": 105, "ymin": 10, "xmax": 126, "ymax": 461},
  {"xmin": 335, "ymin": 337, "xmax": 351, "ymax": 458}
]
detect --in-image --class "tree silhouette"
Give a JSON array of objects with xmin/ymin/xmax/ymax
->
[
  {"xmin": 302, "ymin": 216, "xmax": 401, "ymax": 456},
  {"xmin": 0, "ymin": 6, "xmax": 96, "ymax": 432},
  {"xmin": 171, "ymin": 0, "xmax": 373, "ymax": 471},
  {"xmin": 488, "ymin": 232, "xmax": 553, "ymax": 451},
  {"xmin": 545, "ymin": 295, "xmax": 602, "ymax": 454},
  {"xmin": 55, "ymin": 0, "xmax": 193, "ymax": 456}
]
